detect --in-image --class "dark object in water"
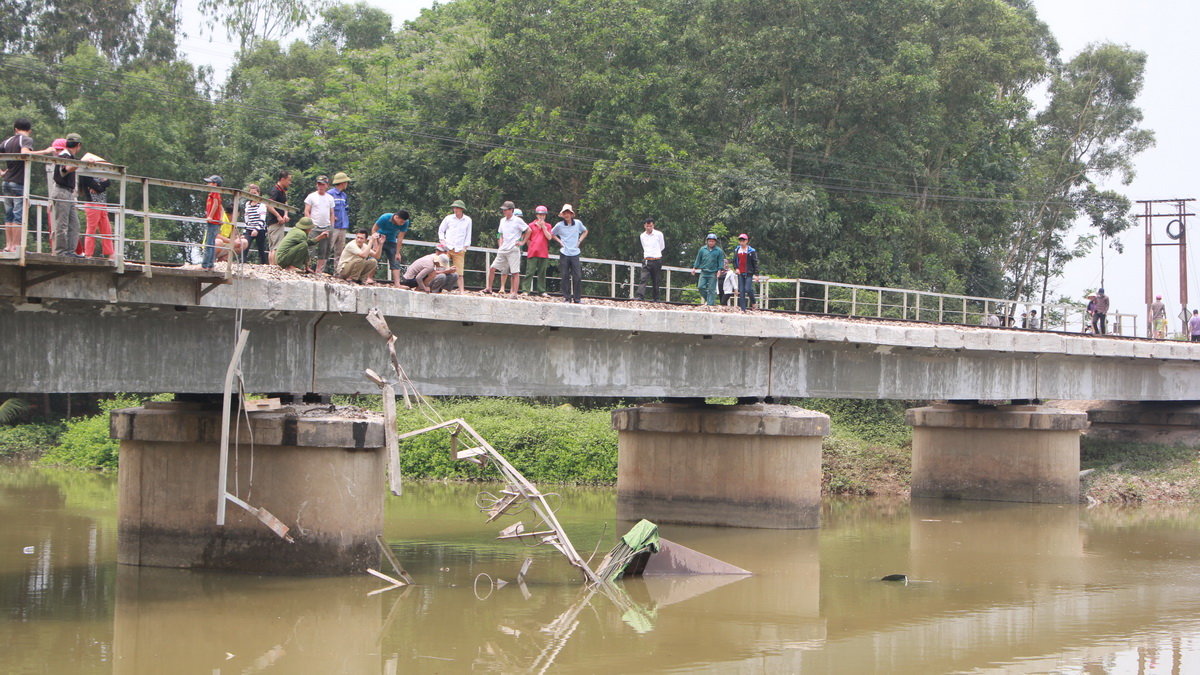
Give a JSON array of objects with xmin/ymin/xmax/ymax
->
[{"xmin": 881, "ymin": 574, "xmax": 908, "ymax": 582}]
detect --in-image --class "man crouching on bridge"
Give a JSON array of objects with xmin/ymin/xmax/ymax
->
[
  {"xmin": 270, "ymin": 216, "xmax": 328, "ymax": 272},
  {"xmin": 398, "ymin": 244, "xmax": 458, "ymax": 292}
]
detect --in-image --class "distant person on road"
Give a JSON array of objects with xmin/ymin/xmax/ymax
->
[
  {"xmin": 438, "ymin": 199, "xmax": 472, "ymax": 293},
  {"xmin": 2, "ymin": 118, "xmax": 57, "ymax": 252},
  {"xmin": 731, "ymin": 233, "xmax": 759, "ymax": 310},
  {"xmin": 336, "ymin": 229, "xmax": 383, "ymax": 284},
  {"xmin": 399, "ymin": 244, "xmax": 458, "ymax": 293},
  {"xmin": 635, "ymin": 218, "xmax": 665, "ymax": 301},
  {"xmin": 1189, "ymin": 309, "xmax": 1200, "ymax": 342},
  {"xmin": 1028, "ymin": 309, "xmax": 1041, "ymax": 330},
  {"xmin": 691, "ymin": 233, "xmax": 724, "ymax": 306},
  {"xmin": 270, "ymin": 216, "xmax": 328, "ymax": 272},
  {"xmin": 242, "ymin": 183, "xmax": 269, "ymax": 264},
  {"xmin": 328, "ymin": 172, "xmax": 352, "ymax": 263},
  {"xmin": 201, "ymin": 174, "xmax": 225, "ymax": 269},
  {"xmin": 371, "ymin": 211, "xmax": 409, "ymax": 287},
  {"xmin": 50, "ymin": 133, "xmax": 84, "ymax": 257},
  {"xmin": 77, "ymin": 153, "xmax": 113, "ymax": 258},
  {"xmin": 551, "ymin": 204, "xmax": 588, "ymax": 303},
  {"xmin": 1093, "ymin": 288, "xmax": 1110, "ymax": 335},
  {"xmin": 483, "ymin": 200, "xmax": 528, "ymax": 296},
  {"xmin": 303, "ymin": 175, "xmax": 335, "ymax": 274},
  {"xmin": 522, "ymin": 205, "xmax": 553, "ymax": 295},
  {"xmin": 1150, "ymin": 294, "xmax": 1167, "ymax": 338},
  {"xmin": 265, "ymin": 170, "xmax": 292, "ymax": 249}
]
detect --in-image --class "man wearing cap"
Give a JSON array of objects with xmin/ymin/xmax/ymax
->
[
  {"xmin": 522, "ymin": 205, "xmax": 553, "ymax": 295},
  {"xmin": 270, "ymin": 216, "xmax": 328, "ymax": 271},
  {"xmin": 399, "ymin": 244, "xmax": 459, "ymax": 293},
  {"xmin": 2, "ymin": 118, "xmax": 57, "ymax": 252},
  {"xmin": 336, "ymin": 229, "xmax": 383, "ymax": 284},
  {"xmin": 551, "ymin": 204, "xmax": 587, "ymax": 303},
  {"xmin": 371, "ymin": 210, "xmax": 410, "ymax": 287},
  {"xmin": 691, "ymin": 233, "xmax": 724, "ymax": 306},
  {"xmin": 438, "ymin": 200, "xmax": 472, "ymax": 292},
  {"xmin": 1150, "ymin": 294, "xmax": 1167, "ymax": 338},
  {"xmin": 1093, "ymin": 288, "xmax": 1110, "ymax": 335},
  {"xmin": 731, "ymin": 233, "xmax": 759, "ymax": 310},
  {"xmin": 484, "ymin": 200, "xmax": 529, "ymax": 296},
  {"xmin": 635, "ymin": 218, "xmax": 665, "ymax": 301},
  {"xmin": 78, "ymin": 153, "xmax": 113, "ymax": 258},
  {"xmin": 328, "ymin": 171, "xmax": 352, "ymax": 262},
  {"xmin": 304, "ymin": 175, "xmax": 336, "ymax": 273},
  {"xmin": 200, "ymin": 174, "xmax": 226, "ymax": 269},
  {"xmin": 49, "ymin": 133, "xmax": 85, "ymax": 257}
]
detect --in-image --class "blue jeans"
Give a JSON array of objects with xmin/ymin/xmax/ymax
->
[
  {"xmin": 201, "ymin": 222, "xmax": 220, "ymax": 268},
  {"xmin": 737, "ymin": 273, "xmax": 756, "ymax": 309},
  {"xmin": 3, "ymin": 181, "xmax": 24, "ymax": 224}
]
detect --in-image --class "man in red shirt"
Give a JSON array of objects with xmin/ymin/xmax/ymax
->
[
  {"xmin": 522, "ymin": 205, "xmax": 553, "ymax": 295},
  {"xmin": 201, "ymin": 174, "xmax": 225, "ymax": 270},
  {"xmin": 732, "ymin": 233, "xmax": 759, "ymax": 310}
]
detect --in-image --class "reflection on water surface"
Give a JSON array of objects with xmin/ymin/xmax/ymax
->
[{"xmin": 3, "ymin": 465, "xmax": 1200, "ymax": 673}]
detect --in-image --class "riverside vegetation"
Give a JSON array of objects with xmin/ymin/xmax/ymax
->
[{"xmin": 4, "ymin": 395, "xmax": 1197, "ymax": 503}]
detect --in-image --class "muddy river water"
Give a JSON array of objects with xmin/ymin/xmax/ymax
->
[{"xmin": 3, "ymin": 463, "xmax": 1200, "ymax": 673}]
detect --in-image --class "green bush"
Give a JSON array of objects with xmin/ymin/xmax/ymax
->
[
  {"xmin": 395, "ymin": 398, "xmax": 618, "ymax": 484},
  {"xmin": 0, "ymin": 423, "xmax": 65, "ymax": 459},
  {"xmin": 38, "ymin": 395, "xmax": 146, "ymax": 472},
  {"xmin": 799, "ymin": 398, "xmax": 913, "ymax": 447}
]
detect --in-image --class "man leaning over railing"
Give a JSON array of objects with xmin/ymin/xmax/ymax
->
[{"xmin": 2, "ymin": 117, "xmax": 57, "ymax": 253}]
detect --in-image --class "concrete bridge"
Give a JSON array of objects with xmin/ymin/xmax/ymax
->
[
  {"xmin": 2, "ymin": 257, "xmax": 1197, "ymax": 400},
  {"xmin": 5, "ymin": 257, "xmax": 1198, "ymax": 574}
]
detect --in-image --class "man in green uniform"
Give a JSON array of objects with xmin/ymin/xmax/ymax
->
[
  {"xmin": 270, "ymin": 216, "xmax": 328, "ymax": 271},
  {"xmin": 691, "ymin": 232, "xmax": 724, "ymax": 305}
]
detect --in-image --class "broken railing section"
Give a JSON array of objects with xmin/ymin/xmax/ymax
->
[{"xmin": 393, "ymin": 418, "xmax": 605, "ymax": 586}]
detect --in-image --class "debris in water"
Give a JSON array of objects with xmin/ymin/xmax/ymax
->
[
  {"xmin": 22, "ymin": 546, "xmax": 34, "ymax": 554},
  {"xmin": 881, "ymin": 574, "xmax": 908, "ymax": 582}
]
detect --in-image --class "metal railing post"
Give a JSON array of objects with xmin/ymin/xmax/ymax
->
[
  {"xmin": 18, "ymin": 157, "xmax": 31, "ymax": 265},
  {"xmin": 610, "ymin": 262, "xmax": 616, "ymax": 298},
  {"xmin": 915, "ymin": 293, "xmax": 922, "ymax": 321},
  {"xmin": 877, "ymin": 290, "xmax": 883, "ymax": 318},
  {"xmin": 795, "ymin": 280, "xmax": 801, "ymax": 312},
  {"xmin": 141, "ymin": 179, "xmax": 152, "ymax": 275},
  {"xmin": 114, "ymin": 168, "xmax": 126, "ymax": 273},
  {"xmin": 666, "ymin": 269, "xmax": 672, "ymax": 302},
  {"xmin": 628, "ymin": 264, "xmax": 635, "ymax": 299},
  {"xmin": 938, "ymin": 296, "xmax": 944, "ymax": 323},
  {"xmin": 823, "ymin": 284, "xmax": 829, "ymax": 314},
  {"xmin": 851, "ymin": 287, "xmax": 857, "ymax": 316}
]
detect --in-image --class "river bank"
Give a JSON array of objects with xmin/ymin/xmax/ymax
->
[{"xmin": 3, "ymin": 396, "xmax": 1196, "ymax": 503}]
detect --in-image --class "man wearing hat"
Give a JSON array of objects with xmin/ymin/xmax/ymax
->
[
  {"xmin": 691, "ymin": 233, "xmax": 725, "ymax": 306},
  {"xmin": 270, "ymin": 216, "xmax": 328, "ymax": 271},
  {"xmin": 328, "ymin": 171, "xmax": 352, "ymax": 262},
  {"xmin": 523, "ymin": 205, "xmax": 553, "ymax": 295},
  {"xmin": 437, "ymin": 200, "xmax": 472, "ymax": 292},
  {"xmin": 484, "ymin": 200, "xmax": 529, "ymax": 296},
  {"xmin": 1150, "ymin": 294, "xmax": 1167, "ymax": 339},
  {"xmin": 49, "ymin": 133, "xmax": 84, "ymax": 257},
  {"xmin": 399, "ymin": 243, "xmax": 459, "ymax": 293},
  {"xmin": 550, "ymin": 204, "xmax": 588, "ymax": 303},
  {"xmin": 78, "ymin": 152, "xmax": 113, "ymax": 258},
  {"xmin": 201, "ymin": 174, "xmax": 225, "ymax": 269},
  {"xmin": 304, "ymin": 175, "xmax": 336, "ymax": 273}
]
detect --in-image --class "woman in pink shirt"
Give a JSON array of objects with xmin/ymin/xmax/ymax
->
[{"xmin": 522, "ymin": 205, "xmax": 553, "ymax": 295}]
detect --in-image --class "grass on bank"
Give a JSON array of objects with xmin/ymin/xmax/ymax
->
[{"xmin": 1081, "ymin": 438, "xmax": 1200, "ymax": 503}]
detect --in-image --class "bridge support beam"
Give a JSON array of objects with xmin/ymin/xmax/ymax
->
[
  {"xmin": 612, "ymin": 403, "xmax": 830, "ymax": 529},
  {"xmin": 907, "ymin": 404, "xmax": 1088, "ymax": 504},
  {"xmin": 1085, "ymin": 401, "xmax": 1200, "ymax": 448},
  {"xmin": 112, "ymin": 402, "xmax": 386, "ymax": 575}
]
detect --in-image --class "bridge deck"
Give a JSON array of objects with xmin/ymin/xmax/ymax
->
[{"xmin": 2, "ymin": 259, "xmax": 1197, "ymax": 400}]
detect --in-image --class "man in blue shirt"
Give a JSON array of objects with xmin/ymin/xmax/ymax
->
[
  {"xmin": 550, "ymin": 204, "xmax": 588, "ymax": 303},
  {"xmin": 328, "ymin": 172, "xmax": 352, "ymax": 265},
  {"xmin": 371, "ymin": 210, "xmax": 410, "ymax": 287}
]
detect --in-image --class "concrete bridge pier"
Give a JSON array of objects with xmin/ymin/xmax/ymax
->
[
  {"xmin": 907, "ymin": 404, "xmax": 1088, "ymax": 504},
  {"xmin": 612, "ymin": 403, "xmax": 831, "ymax": 529},
  {"xmin": 112, "ymin": 401, "xmax": 386, "ymax": 575}
]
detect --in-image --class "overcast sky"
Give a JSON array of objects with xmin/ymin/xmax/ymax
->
[{"xmin": 181, "ymin": 0, "xmax": 1194, "ymax": 336}]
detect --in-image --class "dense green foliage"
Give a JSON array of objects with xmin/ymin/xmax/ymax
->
[
  {"xmin": 395, "ymin": 398, "xmax": 618, "ymax": 484},
  {"xmin": 0, "ymin": 423, "xmax": 65, "ymax": 459},
  {"xmin": 1081, "ymin": 438, "xmax": 1200, "ymax": 503},
  {"xmin": 0, "ymin": 0, "xmax": 1152, "ymax": 297},
  {"xmin": 37, "ymin": 396, "xmax": 145, "ymax": 471}
]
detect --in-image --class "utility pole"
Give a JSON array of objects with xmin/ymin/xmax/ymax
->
[{"xmin": 1138, "ymin": 198, "xmax": 1195, "ymax": 338}]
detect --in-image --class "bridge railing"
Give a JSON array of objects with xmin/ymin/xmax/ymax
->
[
  {"xmin": 1, "ymin": 153, "xmax": 291, "ymax": 278},
  {"xmin": 389, "ymin": 239, "xmax": 1135, "ymax": 334},
  {"xmin": 2, "ymin": 154, "xmax": 1136, "ymax": 335}
]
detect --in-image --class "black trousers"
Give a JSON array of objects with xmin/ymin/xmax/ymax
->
[
  {"xmin": 560, "ymin": 255, "xmax": 582, "ymax": 302},
  {"xmin": 636, "ymin": 258, "xmax": 662, "ymax": 301},
  {"xmin": 246, "ymin": 229, "xmax": 269, "ymax": 264}
]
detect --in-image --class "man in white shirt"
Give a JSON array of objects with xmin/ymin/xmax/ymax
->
[
  {"xmin": 483, "ymin": 200, "xmax": 529, "ymax": 296},
  {"xmin": 635, "ymin": 218, "xmax": 665, "ymax": 301},
  {"xmin": 437, "ymin": 199, "xmax": 472, "ymax": 292},
  {"xmin": 303, "ymin": 175, "xmax": 336, "ymax": 274}
]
